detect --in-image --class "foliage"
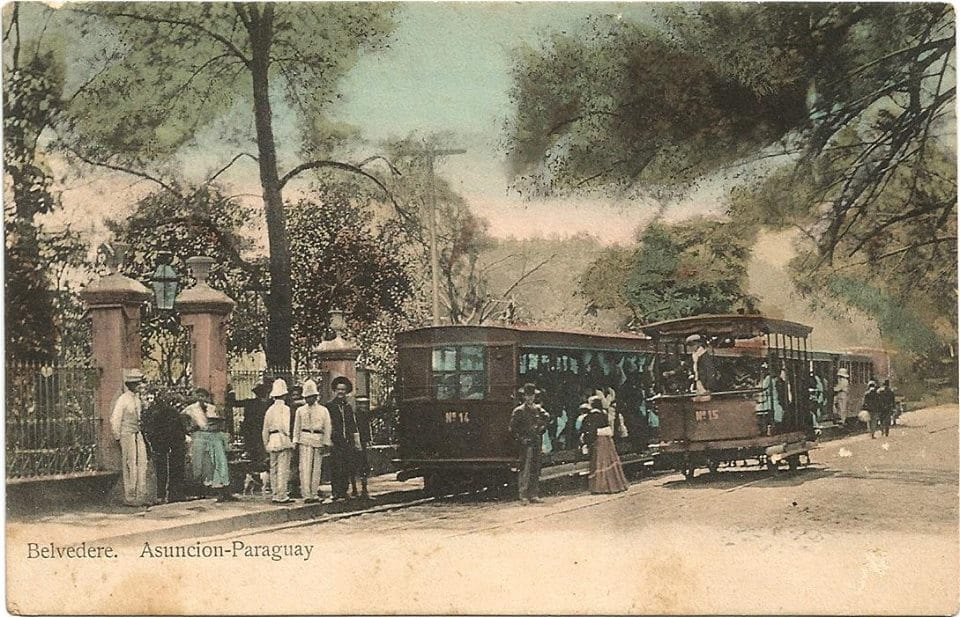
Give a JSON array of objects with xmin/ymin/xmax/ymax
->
[
  {"xmin": 55, "ymin": 2, "xmax": 398, "ymax": 367},
  {"xmin": 508, "ymin": 3, "xmax": 956, "ymax": 368},
  {"xmin": 3, "ymin": 7, "xmax": 69, "ymax": 362},
  {"xmin": 287, "ymin": 184, "xmax": 415, "ymax": 358},
  {"xmin": 580, "ymin": 218, "xmax": 758, "ymax": 326},
  {"xmin": 107, "ymin": 186, "xmax": 268, "ymax": 371}
]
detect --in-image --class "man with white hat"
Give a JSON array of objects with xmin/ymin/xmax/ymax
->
[
  {"xmin": 834, "ymin": 368, "xmax": 850, "ymax": 425},
  {"xmin": 293, "ymin": 379, "xmax": 332, "ymax": 503},
  {"xmin": 110, "ymin": 368, "xmax": 149, "ymax": 506},
  {"xmin": 261, "ymin": 378, "xmax": 294, "ymax": 504}
]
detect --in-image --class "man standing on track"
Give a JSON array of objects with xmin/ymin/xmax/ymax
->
[{"xmin": 509, "ymin": 383, "xmax": 551, "ymax": 504}]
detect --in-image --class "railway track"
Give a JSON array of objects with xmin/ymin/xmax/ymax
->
[{"xmin": 195, "ymin": 457, "xmax": 806, "ymax": 543}]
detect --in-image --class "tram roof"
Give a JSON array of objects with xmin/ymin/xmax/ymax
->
[
  {"xmin": 641, "ymin": 314, "xmax": 813, "ymax": 339},
  {"xmin": 397, "ymin": 324, "xmax": 650, "ymax": 350}
]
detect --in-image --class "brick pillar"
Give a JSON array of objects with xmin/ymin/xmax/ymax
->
[
  {"xmin": 80, "ymin": 246, "xmax": 150, "ymax": 471},
  {"xmin": 176, "ymin": 256, "xmax": 234, "ymax": 405},
  {"xmin": 314, "ymin": 310, "xmax": 362, "ymax": 405}
]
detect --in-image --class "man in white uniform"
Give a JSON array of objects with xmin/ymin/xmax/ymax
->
[
  {"xmin": 262, "ymin": 379, "xmax": 294, "ymax": 504},
  {"xmin": 293, "ymin": 379, "xmax": 332, "ymax": 503},
  {"xmin": 110, "ymin": 369, "xmax": 149, "ymax": 506}
]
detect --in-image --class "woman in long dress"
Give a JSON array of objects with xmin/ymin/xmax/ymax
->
[{"xmin": 581, "ymin": 396, "xmax": 628, "ymax": 494}]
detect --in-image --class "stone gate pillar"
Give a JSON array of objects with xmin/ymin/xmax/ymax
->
[
  {"xmin": 176, "ymin": 256, "xmax": 235, "ymax": 405},
  {"xmin": 314, "ymin": 310, "xmax": 364, "ymax": 406},
  {"xmin": 80, "ymin": 243, "xmax": 150, "ymax": 471}
]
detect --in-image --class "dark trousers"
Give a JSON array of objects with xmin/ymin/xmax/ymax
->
[
  {"xmin": 153, "ymin": 442, "xmax": 186, "ymax": 501},
  {"xmin": 518, "ymin": 443, "xmax": 542, "ymax": 501},
  {"xmin": 329, "ymin": 447, "xmax": 349, "ymax": 498},
  {"xmin": 879, "ymin": 412, "xmax": 893, "ymax": 436}
]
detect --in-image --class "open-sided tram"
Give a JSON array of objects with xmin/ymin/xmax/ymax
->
[{"xmin": 642, "ymin": 314, "xmax": 819, "ymax": 479}]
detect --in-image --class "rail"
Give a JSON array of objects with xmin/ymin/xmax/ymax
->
[{"xmin": 5, "ymin": 361, "xmax": 102, "ymax": 479}]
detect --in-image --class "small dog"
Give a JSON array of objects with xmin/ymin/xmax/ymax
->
[{"xmin": 243, "ymin": 472, "xmax": 271, "ymax": 496}]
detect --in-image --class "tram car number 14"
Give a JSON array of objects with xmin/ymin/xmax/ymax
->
[
  {"xmin": 695, "ymin": 409, "xmax": 719, "ymax": 422},
  {"xmin": 444, "ymin": 411, "xmax": 471, "ymax": 424}
]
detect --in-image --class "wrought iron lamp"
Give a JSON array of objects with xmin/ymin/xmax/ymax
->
[{"xmin": 150, "ymin": 251, "xmax": 179, "ymax": 311}]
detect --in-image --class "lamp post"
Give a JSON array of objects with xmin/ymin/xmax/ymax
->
[{"xmin": 150, "ymin": 251, "xmax": 180, "ymax": 330}]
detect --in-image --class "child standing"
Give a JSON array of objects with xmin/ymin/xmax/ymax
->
[{"xmin": 261, "ymin": 378, "xmax": 294, "ymax": 504}]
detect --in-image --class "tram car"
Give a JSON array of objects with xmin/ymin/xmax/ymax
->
[
  {"xmin": 642, "ymin": 314, "xmax": 874, "ymax": 479},
  {"xmin": 394, "ymin": 325, "xmax": 656, "ymax": 492},
  {"xmin": 393, "ymin": 319, "xmax": 884, "ymax": 490}
]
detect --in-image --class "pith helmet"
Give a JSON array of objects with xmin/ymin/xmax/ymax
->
[
  {"xmin": 301, "ymin": 379, "xmax": 319, "ymax": 398},
  {"xmin": 270, "ymin": 378, "xmax": 288, "ymax": 398}
]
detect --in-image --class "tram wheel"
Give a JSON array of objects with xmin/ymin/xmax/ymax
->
[
  {"xmin": 683, "ymin": 466, "xmax": 696, "ymax": 481},
  {"xmin": 707, "ymin": 459, "xmax": 720, "ymax": 474}
]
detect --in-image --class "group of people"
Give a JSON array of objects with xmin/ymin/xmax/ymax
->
[
  {"xmin": 862, "ymin": 379, "xmax": 898, "ymax": 438},
  {"xmin": 509, "ymin": 382, "xmax": 628, "ymax": 504},
  {"xmin": 110, "ymin": 368, "xmax": 368, "ymax": 508},
  {"xmin": 259, "ymin": 375, "xmax": 368, "ymax": 504},
  {"xmin": 110, "ymin": 368, "xmax": 233, "ymax": 506}
]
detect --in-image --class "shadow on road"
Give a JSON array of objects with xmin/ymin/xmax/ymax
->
[{"xmin": 660, "ymin": 466, "xmax": 839, "ymax": 489}]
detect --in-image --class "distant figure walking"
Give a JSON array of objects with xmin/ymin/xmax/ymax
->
[
  {"xmin": 111, "ymin": 369, "xmax": 149, "ymax": 506},
  {"xmin": 509, "ymin": 383, "xmax": 551, "ymax": 504},
  {"xmin": 862, "ymin": 380, "xmax": 881, "ymax": 439},
  {"xmin": 877, "ymin": 379, "xmax": 896, "ymax": 437},
  {"xmin": 262, "ymin": 379, "xmax": 294, "ymax": 504},
  {"xmin": 581, "ymin": 395, "xmax": 628, "ymax": 494},
  {"xmin": 834, "ymin": 368, "xmax": 850, "ymax": 425}
]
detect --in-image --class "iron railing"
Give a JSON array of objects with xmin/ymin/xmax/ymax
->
[{"xmin": 5, "ymin": 361, "xmax": 102, "ymax": 479}]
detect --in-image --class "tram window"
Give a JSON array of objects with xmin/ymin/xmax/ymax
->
[{"xmin": 432, "ymin": 345, "xmax": 486, "ymax": 400}]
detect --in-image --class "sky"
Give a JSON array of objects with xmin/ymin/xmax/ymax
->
[{"xmin": 50, "ymin": 2, "xmax": 717, "ymax": 246}]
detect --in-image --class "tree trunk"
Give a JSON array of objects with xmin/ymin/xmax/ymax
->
[{"xmin": 247, "ymin": 6, "xmax": 292, "ymax": 368}]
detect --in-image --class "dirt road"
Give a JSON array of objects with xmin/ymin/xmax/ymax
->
[{"xmin": 7, "ymin": 405, "xmax": 957, "ymax": 614}]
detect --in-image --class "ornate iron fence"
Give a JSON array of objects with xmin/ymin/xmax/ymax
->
[{"xmin": 5, "ymin": 361, "xmax": 102, "ymax": 479}]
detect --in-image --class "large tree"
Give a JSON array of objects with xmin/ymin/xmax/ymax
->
[
  {"xmin": 509, "ymin": 4, "xmax": 955, "ymax": 358},
  {"xmin": 55, "ymin": 2, "xmax": 398, "ymax": 367},
  {"xmin": 111, "ymin": 184, "xmax": 415, "ymax": 374}
]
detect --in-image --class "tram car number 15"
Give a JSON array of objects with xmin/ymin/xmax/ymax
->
[
  {"xmin": 695, "ymin": 409, "xmax": 719, "ymax": 422},
  {"xmin": 444, "ymin": 411, "xmax": 471, "ymax": 424}
]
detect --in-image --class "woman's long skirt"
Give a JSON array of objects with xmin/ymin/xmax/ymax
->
[
  {"xmin": 190, "ymin": 430, "xmax": 231, "ymax": 489},
  {"xmin": 588, "ymin": 435, "xmax": 628, "ymax": 494}
]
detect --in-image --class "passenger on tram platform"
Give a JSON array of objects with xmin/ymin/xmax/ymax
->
[
  {"xmin": 834, "ymin": 368, "xmax": 850, "ymax": 424},
  {"xmin": 756, "ymin": 363, "xmax": 784, "ymax": 430}
]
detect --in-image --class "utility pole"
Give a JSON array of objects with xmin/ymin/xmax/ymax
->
[{"xmin": 425, "ymin": 147, "xmax": 466, "ymax": 326}]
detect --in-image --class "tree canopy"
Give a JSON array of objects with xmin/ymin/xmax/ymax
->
[
  {"xmin": 509, "ymin": 3, "xmax": 956, "ymax": 360},
  {"xmin": 54, "ymin": 2, "xmax": 399, "ymax": 367},
  {"xmin": 580, "ymin": 218, "xmax": 757, "ymax": 327}
]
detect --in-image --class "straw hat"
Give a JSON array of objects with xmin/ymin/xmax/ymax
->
[
  {"xmin": 270, "ymin": 378, "xmax": 288, "ymax": 398},
  {"xmin": 837, "ymin": 368, "xmax": 850, "ymax": 378},
  {"xmin": 122, "ymin": 368, "xmax": 145, "ymax": 383}
]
